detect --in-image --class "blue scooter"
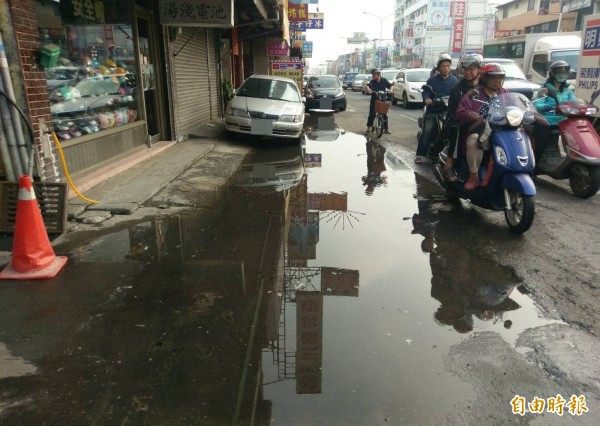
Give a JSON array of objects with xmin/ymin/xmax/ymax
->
[{"xmin": 432, "ymin": 90, "xmax": 537, "ymax": 234}]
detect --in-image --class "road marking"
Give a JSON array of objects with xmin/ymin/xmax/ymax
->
[
  {"xmin": 397, "ymin": 113, "xmax": 418, "ymax": 122},
  {"xmin": 344, "ymin": 104, "xmax": 418, "ymax": 122}
]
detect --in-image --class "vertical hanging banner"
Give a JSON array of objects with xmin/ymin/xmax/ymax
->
[
  {"xmin": 450, "ymin": 0, "xmax": 466, "ymax": 53},
  {"xmin": 452, "ymin": 19, "xmax": 464, "ymax": 53},
  {"xmin": 575, "ymin": 15, "xmax": 600, "ymax": 106},
  {"xmin": 451, "ymin": 0, "xmax": 466, "ymax": 18},
  {"xmin": 295, "ymin": 291, "xmax": 323, "ymax": 394}
]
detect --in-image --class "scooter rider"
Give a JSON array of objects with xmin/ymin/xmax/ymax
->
[
  {"xmin": 366, "ymin": 68, "xmax": 394, "ymax": 134},
  {"xmin": 416, "ymin": 54, "xmax": 459, "ymax": 164},
  {"xmin": 532, "ymin": 60, "xmax": 575, "ymax": 165},
  {"xmin": 456, "ymin": 63, "xmax": 509, "ymax": 190},
  {"xmin": 441, "ymin": 54, "xmax": 483, "ymax": 181}
]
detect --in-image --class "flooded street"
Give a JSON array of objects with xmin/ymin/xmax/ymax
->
[
  {"xmin": 260, "ymin": 132, "xmax": 562, "ymax": 425},
  {"xmin": 1, "ymin": 126, "xmax": 598, "ymax": 425}
]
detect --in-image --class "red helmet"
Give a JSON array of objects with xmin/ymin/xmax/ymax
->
[{"xmin": 480, "ymin": 63, "xmax": 505, "ymax": 81}]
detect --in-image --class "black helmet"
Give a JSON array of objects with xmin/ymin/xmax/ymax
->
[
  {"xmin": 549, "ymin": 60, "xmax": 570, "ymax": 78},
  {"xmin": 371, "ymin": 68, "xmax": 381, "ymax": 74},
  {"xmin": 437, "ymin": 54, "xmax": 452, "ymax": 68},
  {"xmin": 480, "ymin": 63, "xmax": 505, "ymax": 81},
  {"xmin": 461, "ymin": 54, "xmax": 483, "ymax": 69}
]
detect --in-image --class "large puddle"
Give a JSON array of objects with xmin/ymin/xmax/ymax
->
[{"xmin": 0, "ymin": 123, "xmax": 563, "ymax": 424}]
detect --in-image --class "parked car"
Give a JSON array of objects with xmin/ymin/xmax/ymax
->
[
  {"xmin": 351, "ymin": 74, "xmax": 369, "ymax": 92},
  {"xmin": 225, "ymin": 74, "xmax": 305, "ymax": 142},
  {"xmin": 304, "ymin": 74, "xmax": 347, "ymax": 111},
  {"xmin": 392, "ymin": 68, "xmax": 430, "ymax": 108},
  {"xmin": 342, "ymin": 71, "xmax": 358, "ymax": 89},
  {"xmin": 455, "ymin": 56, "xmax": 540, "ymax": 99}
]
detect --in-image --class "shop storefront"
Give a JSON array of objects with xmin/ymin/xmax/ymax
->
[
  {"xmin": 0, "ymin": 0, "xmax": 284, "ymax": 185},
  {"xmin": 32, "ymin": 0, "xmax": 169, "ymax": 178}
]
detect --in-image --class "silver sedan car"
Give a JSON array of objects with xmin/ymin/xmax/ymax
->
[
  {"xmin": 351, "ymin": 74, "xmax": 369, "ymax": 92},
  {"xmin": 225, "ymin": 75, "xmax": 305, "ymax": 142}
]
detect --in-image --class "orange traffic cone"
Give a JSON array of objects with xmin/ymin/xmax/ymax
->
[{"xmin": 0, "ymin": 175, "xmax": 67, "ymax": 280}]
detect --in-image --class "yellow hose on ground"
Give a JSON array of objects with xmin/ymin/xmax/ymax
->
[{"xmin": 52, "ymin": 132, "xmax": 98, "ymax": 204}]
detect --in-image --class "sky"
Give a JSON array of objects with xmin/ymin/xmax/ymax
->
[
  {"xmin": 303, "ymin": 0, "xmax": 505, "ymax": 66},
  {"xmin": 304, "ymin": 0, "xmax": 397, "ymax": 66}
]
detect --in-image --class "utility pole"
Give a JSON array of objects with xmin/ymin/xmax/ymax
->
[{"xmin": 363, "ymin": 12, "xmax": 395, "ymax": 68}]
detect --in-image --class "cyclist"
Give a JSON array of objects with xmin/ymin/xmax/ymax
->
[{"xmin": 366, "ymin": 68, "xmax": 394, "ymax": 134}]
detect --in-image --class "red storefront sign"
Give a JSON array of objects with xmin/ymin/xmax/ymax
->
[
  {"xmin": 451, "ymin": 0, "xmax": 466, "ymax": 18},
  {"xmin": 452, "ymin": 18, "xmax": 464, "ymax": 53},
  {"xmin": 268, "ymin": 41, "xmax": 289, "ymax": 56},
  {"xmin": 288, "ymin": 3, "xmax": 308, "ymax": 22}
]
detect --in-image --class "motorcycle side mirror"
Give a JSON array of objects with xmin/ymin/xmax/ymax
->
[{"xmin": 467, "ymin": 89, "xmax": 479, "ymax": 99}]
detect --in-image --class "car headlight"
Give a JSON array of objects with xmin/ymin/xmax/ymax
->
[
  {"xmin": 495, "ymin": 145, "xmax": 508, "ymax": 166},
  {"xmin": 335, "ymin": 90, "xmax": 344, "ymax": 98},
  {"xmin": 506, "ymin": 109, "xmax": 524, "ymax": 127},
  {"xmin": 227, "ymin": 107, "xmax": 249, "ymax": 117},
  {"xmin": 279, "ymin": 114, "xmax": 303, "ymax": 123}
]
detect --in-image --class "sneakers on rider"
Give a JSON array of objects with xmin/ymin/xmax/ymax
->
[{"xmin": 383, "ymin": 130, "xmax": 391, "ymax": 134}]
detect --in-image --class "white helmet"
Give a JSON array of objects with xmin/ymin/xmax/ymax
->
[{"xmin": 437, "ymin": 54, "xmax": 452, "ymax": 68}]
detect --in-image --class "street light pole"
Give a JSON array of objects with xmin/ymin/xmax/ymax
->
[{"xmin": 363, "ymin": 11, "xmax": 394, "ymax": 68}]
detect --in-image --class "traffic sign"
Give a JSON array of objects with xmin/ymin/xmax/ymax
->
[{"xmin": 404, "ymin": 38, "xmax": 414, "ymax": 48}]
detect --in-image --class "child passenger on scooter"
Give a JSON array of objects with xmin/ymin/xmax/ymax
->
[{"xmin": 455, "ymin": 63, "xmax": 508, "ymax": 190}]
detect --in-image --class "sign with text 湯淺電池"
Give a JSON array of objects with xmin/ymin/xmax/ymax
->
[{"xmin": 158, "ymin": 0, "xmax": 233, "ymax": 27}]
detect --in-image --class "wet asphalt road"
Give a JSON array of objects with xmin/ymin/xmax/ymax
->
[{"xmin": 0, "ymin": 90, "xmax": 599, "ymax": 425}]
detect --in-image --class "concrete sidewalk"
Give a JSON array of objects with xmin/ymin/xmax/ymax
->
[
  {"xmin": 1, "ymin": 119, "xmax": 256, "ymax": 263},
  {"xmin": 66, "ymin": 120, "xmax": 230, "ymax": 217}
]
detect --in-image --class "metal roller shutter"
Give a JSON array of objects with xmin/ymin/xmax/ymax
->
[{"xmin": 172, "ymin": 27, "xmax": 219, "ymax": 139}]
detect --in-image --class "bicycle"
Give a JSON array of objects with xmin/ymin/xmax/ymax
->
[{"xmin": 373, "ymin": 90, "xmax": 391, "ymax": 138}]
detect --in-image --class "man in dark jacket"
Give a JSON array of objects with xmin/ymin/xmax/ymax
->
[
  {"xmin": 416, "ymin": 54, "xmax": 458, "ymax": 163},
  {"xmin": 441, "ymin": 54, "xmax": 483, "ymax": 180},
  {"xmin": 366, "ymin": 68, "xmax": 394, "ymax": 134}
]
